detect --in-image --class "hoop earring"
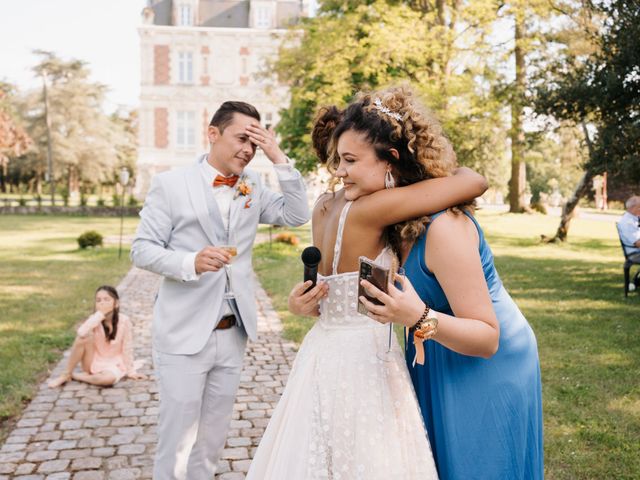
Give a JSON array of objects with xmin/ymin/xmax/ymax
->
[{"xmin": 385, "ymin": 169, "xmax": 395, "ymax": 189}]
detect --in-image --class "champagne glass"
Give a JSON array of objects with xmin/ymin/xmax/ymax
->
[
  {"xmin": 377, "ymin": 267, "xmax": 405, "ymax": 362},
  {"xmin": 220, "ymin": 230, "xmax": 238, "ymax": 299}
]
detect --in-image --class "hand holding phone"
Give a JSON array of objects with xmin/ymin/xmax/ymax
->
[{"xmin": 357, "ymin": 256, "xmax": 390, "ymax": 316}]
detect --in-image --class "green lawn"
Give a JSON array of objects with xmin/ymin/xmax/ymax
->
[
  {"xmin": 0, "ymin": 215, "xmax": 138, "ymax": 440},
  {"xmin": 253, "ymin": 211, "xmax": 640, "ymax": 480}
]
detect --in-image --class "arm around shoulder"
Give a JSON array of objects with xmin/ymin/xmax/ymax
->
[{"xmin": 353, "ymin": 167, "xmax": 488, "ymax": 228}]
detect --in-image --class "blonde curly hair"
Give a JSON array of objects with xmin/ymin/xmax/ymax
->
[{"xmin": 312, "ymin": 85, "xmax": 466, "ymax": 254}]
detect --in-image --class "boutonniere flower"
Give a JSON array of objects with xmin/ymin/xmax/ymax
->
[{"xmin": 234, "ymin": 175, "xmax": 254, "ymax": 208}]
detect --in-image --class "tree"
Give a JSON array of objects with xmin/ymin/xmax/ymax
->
[
  {"xmin": 0, "ymin": 83, "xmax": 31, "ymax": 193},
  {"xmin": 507, "ymin": 4, "xmax": 528, "ymax": 212},
  {"xmin": 15, "ymin": 51, "xmax": 124, "ymax": 196},
  {"xmin": 493, "ymin": 0, "xmax": 563, "ymax": 212},
  {"xmin": 525, "ymin": 123, "xmax": 586, "ymax": 203},
  {"xmin": 272, "ymin": 0, "xmax": 507, "ymax": 183},
  {"xmin": 535, "ymin": 0, "xmax": 640, "ymax": 241}
]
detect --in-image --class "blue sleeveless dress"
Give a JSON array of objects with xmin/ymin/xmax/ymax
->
[{"xmin": 404, "ymin": 211, "xmax": 544, "ymax": 480}]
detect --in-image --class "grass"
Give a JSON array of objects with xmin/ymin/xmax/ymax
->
[
  {"xmin": 253, "ymin": 211, "xmax": 640, "ymax": 480},
  {"xmin": 253, "ymin": 226, "xmax": 314, "ymax": 343},
  {"xmin": 0, "ymin": 215, "xmax": 138, "ymax": 441}
]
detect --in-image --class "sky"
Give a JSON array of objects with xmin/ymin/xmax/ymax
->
[{"xmin": 1, "ymin": 0, "xmax": 147, "ymax": 111}]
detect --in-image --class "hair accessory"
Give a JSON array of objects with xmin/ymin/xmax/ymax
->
[{"xmin": 373, "ymin": 98, "xmax": 402, "ymax": 122}]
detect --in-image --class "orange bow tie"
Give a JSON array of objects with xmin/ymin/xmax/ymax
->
[{"xmin": 213, "ymin": 174, "xmax": 239, "ymax": 188}]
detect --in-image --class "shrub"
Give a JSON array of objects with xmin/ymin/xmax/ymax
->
[
  {"xmin": 96, "ymin": 198, "xmax": 106, "ymax": 207},
  {"xmin": 274, "ymin": 232, "xmax": 300, "ymax": 246},
  {"xmin": 112, "ymin": 193, "xmax": 121, "ymax": 207},
  {"xmin": 80, "ymin": 193, "xmax": 88, "ymax": 207},
  {"xmin": 127, "ymin": 195, "xmax": 139, "ymax": 207},
  {"xmin": 77, "ymin": 230, "xmax": 103, "ymax": 249},
  {"xmin": 18, "ymin": 197, "xmax": 27, "ymax": 207}
]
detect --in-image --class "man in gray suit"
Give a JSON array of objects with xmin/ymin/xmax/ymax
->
[{"xmin": 131, "ymin": 101, "xmax": 310, "ymax": 479}]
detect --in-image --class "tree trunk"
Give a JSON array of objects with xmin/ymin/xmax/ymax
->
[
  {"xmin": 544, "ymin": 124, "xmax": 596, "ymax": 242},
  {"xmin": 0, "ymin": 158, "xmax": 6, "ymax": 193},
  {"xmin": 436, "ymin": 0, "xmax": 445, "ymax": 26},
  {"xmin": 35, "ymin": 170, "xmax": 42, "ymax": 195},
  {"xmin": 33, "ymin": 167, "xmax": 44, "ymax": 195},
  {"xmin": 509, "ymin": 17, "xmax": 527, "ymax": 213},
  {"xmin": 67, "ymin": 166, "xmax": 72, "ymax": 194},
  {"xmin": 545, "ymin": 171, "xmax": 593, "ymax": 242}
]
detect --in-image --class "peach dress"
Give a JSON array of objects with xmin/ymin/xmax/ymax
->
[{"xmin": 77, "ymin": 312, "xmax": 137, "ymax": 382}]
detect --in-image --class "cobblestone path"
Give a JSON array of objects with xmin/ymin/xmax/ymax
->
[{"xmin": 0, "ymin": 267, "xmax": 297, "ymax": 479}]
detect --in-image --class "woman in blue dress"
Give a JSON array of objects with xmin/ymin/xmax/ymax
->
[{"xmin": 359, "ymin": 183, "xmax": 544, "ymax": 477}]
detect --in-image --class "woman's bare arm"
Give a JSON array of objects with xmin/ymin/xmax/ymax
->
[
  {"xmin": 351, "ymin": 167, "xmax": 488, "ymax": 228},
  {"xmin": 423, "ymin": 212, "xmax": 499, "ymax": 358}
]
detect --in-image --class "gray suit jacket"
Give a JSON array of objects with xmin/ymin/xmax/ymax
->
[{"xmin": 131, "ymin": 156, "xmax": 310, "ymax": 354}]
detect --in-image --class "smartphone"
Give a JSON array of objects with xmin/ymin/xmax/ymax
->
[{"xmin": 357, "ymin": 256, "xmax": 390, "ymax": 316}]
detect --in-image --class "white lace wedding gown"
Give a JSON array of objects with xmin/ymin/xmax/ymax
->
[{"xmin": 246, "ymin": 202, "xmax": 439, "ymax": 480}]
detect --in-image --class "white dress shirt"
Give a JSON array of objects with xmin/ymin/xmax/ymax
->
[{"xmin": 619, "ymin": 211, "xmax": 640, "ymax": 255}]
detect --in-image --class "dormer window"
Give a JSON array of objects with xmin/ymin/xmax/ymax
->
[
  {"xmin": 178, "ymin": 4, "xmax": 193, "ymax": 26},
  {"xmin": 255, "ymin": 6, "xmax": 271, "ymax": 28}
]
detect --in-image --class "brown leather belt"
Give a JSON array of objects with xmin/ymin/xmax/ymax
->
[{"xmin": 216, "ymin": 314, "xmax": 236, "ymax": 330}]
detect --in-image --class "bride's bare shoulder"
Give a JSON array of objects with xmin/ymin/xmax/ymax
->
[{"xmin": 312, "ymin": 190, "xmax": 344, "ymax": 217}]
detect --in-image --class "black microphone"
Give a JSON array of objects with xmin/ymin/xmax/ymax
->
[{"xmin": 301, "ymin": 246, "xmax": 322, "ymax": 293}]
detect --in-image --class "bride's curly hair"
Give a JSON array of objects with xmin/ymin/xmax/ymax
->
[{"xmin": 312, "ymin": 85, "xmax": 468, "ymax": 256}]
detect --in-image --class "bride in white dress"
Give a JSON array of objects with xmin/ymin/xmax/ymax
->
[{"xmin": 246, "ymin": 87, "xmax": 487, "ymax": 479}]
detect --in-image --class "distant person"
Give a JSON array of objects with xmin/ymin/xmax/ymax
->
[
  {"xmin": 48, "ymin": 285, "xmax": 145, "ymax": 388},
  {"xmin": 619, "ymin": 195, "xmax": 640, "ymax": 262}
]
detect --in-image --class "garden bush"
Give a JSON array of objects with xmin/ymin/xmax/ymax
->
[{"xmin": 77, "ymin": 230, "xmax": 103, "ymax": 249}]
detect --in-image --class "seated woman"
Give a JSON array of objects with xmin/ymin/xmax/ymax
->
[{"xmin": 48, "ymin": 285, "xmax": 146, "ymax": 388}]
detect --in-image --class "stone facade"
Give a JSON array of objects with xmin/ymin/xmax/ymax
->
[{"xmin": 135, "ymin": 0, "xmax": 310, "ymax": 197}]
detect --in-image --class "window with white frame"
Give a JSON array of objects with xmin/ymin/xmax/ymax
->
[
  {"xmin": 255, "ymin": 6, "xmax": 271, "ymax": 28},
  {"xmin": 176, "ymin": 111, "xmax": 195, "ymax": 148},
  {"xmin": 178, "ymin": 52, "xmax": 193, "ymax": 84},
  {"xmin": 178, "ymin": 4, "xmax": 192, "ymax": 26}
]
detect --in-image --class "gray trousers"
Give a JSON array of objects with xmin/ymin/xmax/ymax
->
[{"xmin": 153, "ymin": 326, "xmax": 247, "ymax": 480}]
